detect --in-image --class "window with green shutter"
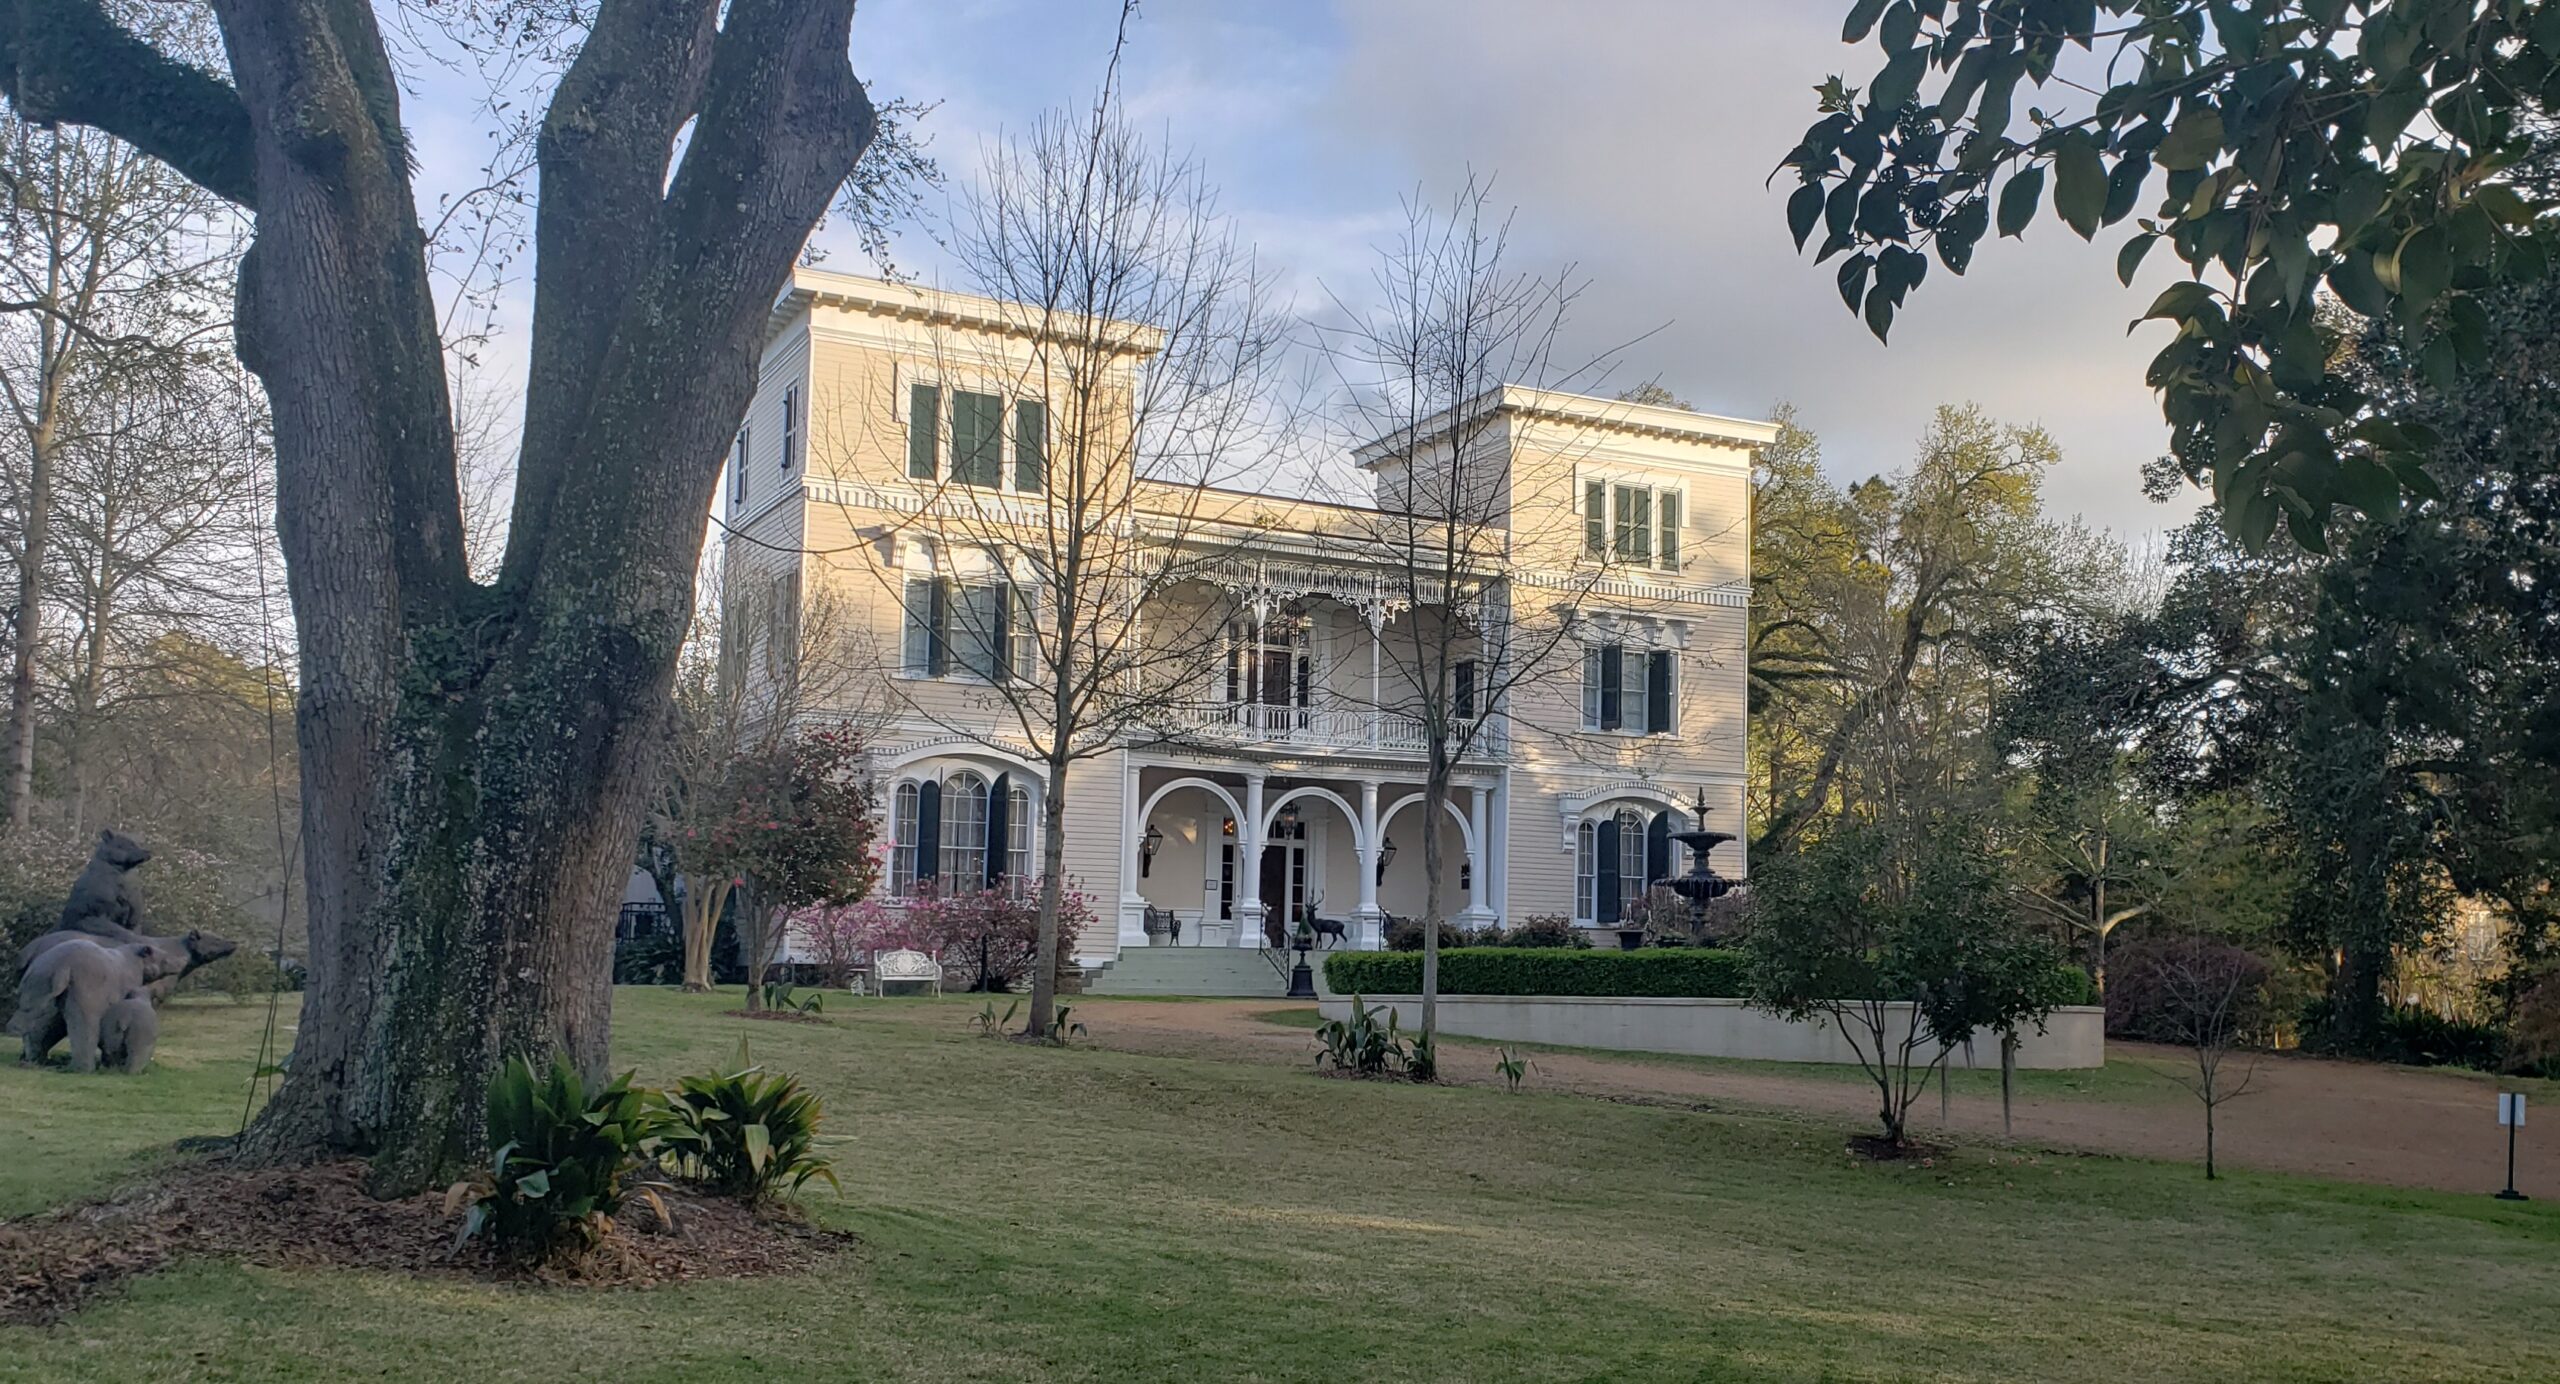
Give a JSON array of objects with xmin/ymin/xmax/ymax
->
[
  {"xmin": 1014, "ymin": 399, "xmax": 1047, "ymax": 493},
  {"xmin": 953, "ymin": 389, "xmax": 1003, "ymax": 487},
  {"xmin": 1614, "ymin": 485, "xmax": 1652, "ymax": 562},
  {"xmin": 907, "ymin": 384, "xmax": 940, "ymax": 479}
]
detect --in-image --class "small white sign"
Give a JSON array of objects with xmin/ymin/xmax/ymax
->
[{"xmin": 2500, "ymin": 1092, "xmax": 2527, "ymax": 1128}]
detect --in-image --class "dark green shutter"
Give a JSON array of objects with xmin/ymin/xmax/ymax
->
[
  {"xmin": 990, "ymin": 585, "xmax": 1013, "ymax": 682},
  {"xmin": 1644, "ymin": 812, "xmax": 1671, "ymax": 889},
  {"xmin": 1646, "ymin": 651, "xmax": 1672, "ymax": 733},
  {"xmin": 1657, "ymin": 490, "xmax": 1681, "ymax": 568},
  {"xmin": 985, "ymin": 773, "xmax": 1011, "ymax": 888},
  {"xmin": 914, "ymin": 780, "xmax": 942, "ymax": 885},
  {"xmin": 908, "ymin": 384, "xmax": 940, "ymax": 479},
  {"xmin": 1014, "ymin": 399, "xmax": 1046, "ymax": 493},
  {"xmin": 1595, "ymin": 816, "xmax": 1622, "ymax": 924},
  {"xmin": 1584, "ymin": 480, "xmax": 1606, "ymax": 556},
  {"xmin": 1598, "ymin": 645, "xmax": 1623, "ymax": 730}
]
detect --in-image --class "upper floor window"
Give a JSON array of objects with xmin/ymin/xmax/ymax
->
[
  {"xmin": 908, "ymin": 381, "xmax": 1046, "ymax": 494},
  {"xmin": 1580, "ymin": 644, "xmax": 1677, "ymax": 734},
  {"xmin": 1453, "ymin": 659, "xmax": 1478, "ymax": 720},
  {"xmin": 1582, "ymin": 478, "xmax": 1682, "ymax": 571},
  {"xmin": 731, "ymin": 428, "xmax": 750, "ymax": 504},
  {"xmin": 1225, "ymin": 613, "xmax": 1309, "ymax": 710},
  {"xmin": 902, "ymin": 577, "xmax": 1037, "ymax": 682},
  {"xmin": 779, "ymin": 387, "xmax": 799, "ymax": 472}
]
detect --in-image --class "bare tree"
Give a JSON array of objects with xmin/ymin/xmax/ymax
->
[
  {"xmin": 0, "ymin": 2, "xmax": 234, "ymax": 831},
  {"xmin": 831, "ymin": 15, "xmax": 1292, "ymax": 1039},
  {"xmin": 42, "ymin": 356, "xmax": 266, "ymax": 832},
  {"xmin": 2148, "ymin": 937, "xmax": 2269, "ymax": 1180},
  {"xmin": 0, "ymin": 5, "xmax": 905, "ymax": 1191},
  {"xmin": 1312, "ymin": 176, "xmax": 1619, "ymax": 1046}
]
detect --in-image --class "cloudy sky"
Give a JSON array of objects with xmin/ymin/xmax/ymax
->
[{"xmin": 406, "ymin": 0, "xmax": 2199, "ymax": 541}]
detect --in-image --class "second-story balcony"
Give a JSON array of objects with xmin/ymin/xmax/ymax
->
[{"xmin": 1151, "ymin": 702, "xmax": 1503, "ymax": 759}]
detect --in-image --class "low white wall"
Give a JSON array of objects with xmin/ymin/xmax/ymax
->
[{"xmin": 1316, "ymin": 994, "xmax": 2106, "ymax": 1070}]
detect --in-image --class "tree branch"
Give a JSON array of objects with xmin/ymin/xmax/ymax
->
[{"xmin": 0, "ymin": 0, "xmax": 257, "ymax": 207}]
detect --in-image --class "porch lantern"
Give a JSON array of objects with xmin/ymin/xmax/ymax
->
[
  {"xmin": 1139, "ymin": 822, "xmax": 1164, "ymax": 879},
  {"xmin": 1376, "ymin": 835, "xmax": 1397, "ymax": 883},
  {"xmin": 1275, "ymin": 800, "xmax": 1299, "ymax": 834}
]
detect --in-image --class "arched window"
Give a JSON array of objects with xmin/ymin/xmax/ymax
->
[
  {"xmin": 891, "ymin": 782, "xmax": 921, "ymax": 897},
  {"xmin": 1007, "ymin": 781, "xmax": 1032, "ymax": 894},
  {"xmin": 1575, "ymin": 820, "xmax": 1597, "ymax": 923},
  {"xmin": 941, "ymin": 771, "xmax": 989, "ymax": 886},
  {"xmin": 1615, "ymin": 809, "xmax": 1646, "ymax": 920}
]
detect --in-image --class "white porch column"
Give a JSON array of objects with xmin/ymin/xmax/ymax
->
[
  {"xmin": 1460, "ymin": 784, "xmax": 1494, "ymax": 924},
  {"xmin": 1117, "ymin": 755, "xmax": 1149, "ymax": 948},
  {"xmin": 1236, "ymin": 771, "xmax": 1268, "ymax": 946},
  {"xmin": 1354, "ymin": 778, "xmax": 1382, "ymax": 948}
]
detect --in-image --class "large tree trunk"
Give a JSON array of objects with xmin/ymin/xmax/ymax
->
[
  {"xmin": 1026, "ymin": 750, "xmax": 1072, "ymax": 1039},
  {"xmin": 679, "ymin": 873, "xmax": 731, "ymax": 993},
  {"xmin": 134, "ymin": 1, "xmax": 879, "ymax": 1195},
  {"xmin": 1419, "ymin": 741, "xmax": 1451, "ymax": 1049}
]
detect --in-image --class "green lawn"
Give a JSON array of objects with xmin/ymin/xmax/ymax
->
[{"xmin": 6, "ymin": 988, "xmax": 2559, "ymax": 1382}]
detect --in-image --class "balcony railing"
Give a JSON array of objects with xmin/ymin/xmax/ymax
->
[{"xmin": 1151, "ymin": 702, "xmax": 1502, "ymax": 758}]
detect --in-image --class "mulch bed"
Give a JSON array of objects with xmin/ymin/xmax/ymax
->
[{"xmin": 0, "ymin": 1158, "xmax": 856, "ymax": 1326}]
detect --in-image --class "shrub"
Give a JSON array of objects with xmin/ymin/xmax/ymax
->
[
  {"xmin": 902, "ymin": 881, "xmax": 1090, "ymax": 992},
  {"xmin": 1384, "ymin": 915, "xmax": 1469, "ymax": 952},
  {"xmin": 172, "ymin": 949, "xmax": 300, "ymax": 1002},
  {"xmin": 661, "ymin": 1046, "xmax": 840, "ymax": 1203},
  {"xmin": 448, "ymin": 1056, "xmax": 670, "ymax": 1254},
  {"xmin": 1324, "ymin": 945, "xmax": 2092, "ymax": 1004},
  {"xmin": 1499, "ymin": 914, "xmax": 1590, "ymax": 949},
  {"xmin": 0, "ymin": 827, "xmax": 256, "ymax": 956},
  {"xmin": 612, "ymin": 931, "xmax": 683, "ymax": 986},
  {"xmin": 1328, "ymin": 946, "xmax": 1751, "ymax": 998},
  {"xmin": 1313, "ymin": 995, "xmax": 1411, "ymax": 1077}
]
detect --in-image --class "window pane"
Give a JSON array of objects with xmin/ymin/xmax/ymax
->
[
  {"xmin": 1621, "ymin": 657, "xmax": 1647, "ymax": 733},
  {"xmin": 1615, "ymin": 485, "xmax": 1651, "ymax": 561},
  {"xmin": 781, "ymin": 387, "xmax": 798, "ymax": 472},
  {"xmin": 1618, "ymin": 810, "xmax": 1646, "ymax": 912},
  {"xmin": 1575, "ymin": 821, "xmax": 1595, "ymax": 922},
  {"xmin": 1581, "ymin": 647, "xmax": 1602, "ymax": 728},
  {"xmin": 953, "ymin": 390, "xmax": 1003, "ymax": 487},
  {"xmin": 892, "ymin": 783, "xmax": 919, "ymax": 897},
  {"xmin": 1014, "ymin": 399, "xmax": 1047, "ymax": 493},
  {"xmin": 902, "ymin": 580, "xmax": 935, "ymax": 674},
  {"xmin": 1008, "ymin": 786, "xmax": 1032, "ymax": 893},
  {"xmin": 953, "ymin": 583, "xmax": 1005, "ymax": 679},
  {"xmin": 908, "ymin": 384, "xmax": 939, "ymax": 479},
  {"xmin": 941, "ymin": 773, "xmax": 989, "ymax": 885}
]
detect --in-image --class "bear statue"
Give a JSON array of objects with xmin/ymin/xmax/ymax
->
[
  {"xmin": 6, "ymin": 938, "xmax": 184, "ymax": 1072},
  {"xmin": 99, "ymin": 988, "xmax": 158, "ymax": 1074},
  {"xmin": 58, "ymin": 828, "xmax": 154, "ymax": 936},
  {"xmin": 9, "ymin": 928, "xmax": 236, "ymax": 1066}
]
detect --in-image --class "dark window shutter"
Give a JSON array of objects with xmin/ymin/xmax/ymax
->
[
  {"xmin": 1657, "ymin": 489, "xmax": 1681, "ymax": 568},
  {"xmin": 1646, "ymin": 651, "xmax": 1672, "ymax": 733},
  {"xmin": 914, "ymin": 779, "xmax": 942, "ymax": 885},
  {"xmin": 1595, "ymin": 815, "xmax": 1622, "ymax": 924},
  {"xmin": 1225, "ymin": 625, "xmax": 1243, "ymax": 701},
  {"xmin": 985, "ymin": 773, "xmax": 1011, "ymax": 887},
  {"xmin": 1294, "ymin": 646, "xmax": 1311, "ymax": 708},
  {"xmin": 1014, "ymin": 399, "xmax": 1047, "ymax": 493},
  {"xmin": 1598, "ymin": 645, "xmax": 1623, "ymax": 730},
  {"xmin": 927, "ymin": 580, "xmax": 950, "ymax": 677},
  {"xmin": 991, "ymin": 584, "xmax": 1013, "ymax": 682},
  {"xmin": 1644, "ymin": 812, "xmax": 1671, "ymax": 889},
  {"xmin": 1453, "ymin": 660, "xmax": 1477, "ymax": 719},
  {"xmin": 908, "ymin": 384, "xmax": 940, "ymax": 479},
  {"xmin": 1584, "ymin": 480, "xmax": 1607, "ymax": 556}
]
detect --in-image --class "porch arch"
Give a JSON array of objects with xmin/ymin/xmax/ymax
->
[
  {"xmin": 1376, "ymin": 791, "xmax": 1478, "ymax": 858},
  {"xmin": 1259, "ymin": 785, "xmax": 1367, "ymax": 854},
  {"xmin": 1137, "ymin": 776, "xmax": 1247, "ymax": 835}
]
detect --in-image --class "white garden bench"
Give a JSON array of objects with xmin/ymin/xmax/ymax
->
[{"xmin": 871, "ymin": 947, "xmax": 942, "ymax": 997}]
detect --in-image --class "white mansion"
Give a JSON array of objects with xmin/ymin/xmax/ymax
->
[{"xmin": 722, "ymin": 269, "xmax": 1766, "ymax": 977}]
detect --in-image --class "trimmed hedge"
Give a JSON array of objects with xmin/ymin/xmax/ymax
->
[
  {"xmin": 1326, "ymin": 947, "xmax": 1749, "ymax": 998},
  {"xmin": 1324, "ymin": 946, "xmax": 2100, "ymax": 1005}
]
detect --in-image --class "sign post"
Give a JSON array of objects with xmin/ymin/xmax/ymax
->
[{"xmin": 2497, "ymin": 1092, "xmax": 2529, "ymax": 1202}]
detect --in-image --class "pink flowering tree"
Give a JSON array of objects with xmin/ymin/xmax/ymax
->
[{"xmin": 682, "ymin": 723, "xmax": 877, "ymax": 1011}]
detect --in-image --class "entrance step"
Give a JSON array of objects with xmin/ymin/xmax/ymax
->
[{"xmin": 1084, "ymin": 946, "xmax": 1291, "ymax": 998}]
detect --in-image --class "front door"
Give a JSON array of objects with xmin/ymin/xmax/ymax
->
[{"xmin": 1259, "ymin": 820, "xmax": 1308, "ymax": 936}]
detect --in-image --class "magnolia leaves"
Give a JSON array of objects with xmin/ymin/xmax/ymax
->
[{"xmin": 1787, "ymin": 0, "xmax": 2560, "ymax": 551}]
